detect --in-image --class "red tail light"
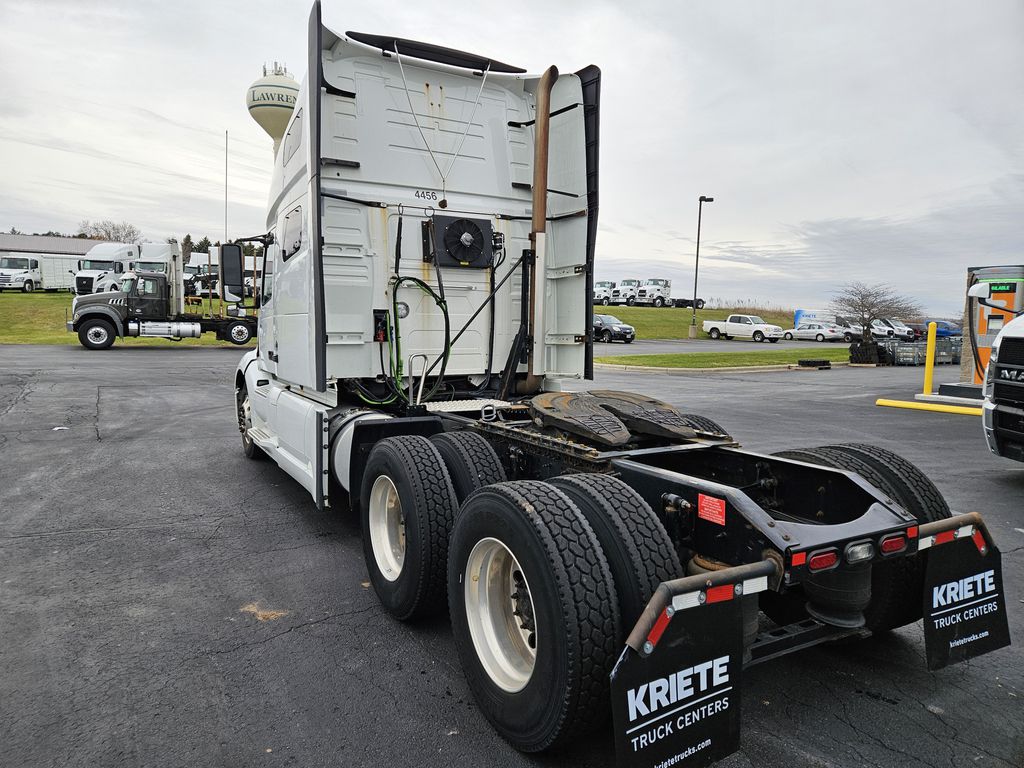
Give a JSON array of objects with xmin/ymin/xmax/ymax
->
[
  {"xmin": 880, "ymin": 534, "xmax": 907, "ymax": 554},
  {"xmin": 808, "ymin": 550, "xmax": 839, "ymax": 572}
]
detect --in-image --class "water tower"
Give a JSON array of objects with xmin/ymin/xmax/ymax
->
[{"xmin": 246, "ymin": 62, "xmax": 298, "ymax": 154}]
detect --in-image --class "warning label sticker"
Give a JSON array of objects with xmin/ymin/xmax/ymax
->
[{"xmin": 698, "ymin": 494, "xmax": 726, "ymax": 526}]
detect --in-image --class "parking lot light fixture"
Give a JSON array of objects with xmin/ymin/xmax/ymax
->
[{"xmin": 689, "ymin": 195, "xmax": 714, "ymax": 338}]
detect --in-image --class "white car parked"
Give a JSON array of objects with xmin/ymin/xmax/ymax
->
[{"xmin": 782, "ymin": 322, "xmax": 845, "ymax": 342}]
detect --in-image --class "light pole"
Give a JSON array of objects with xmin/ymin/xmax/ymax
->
[{"xmin": 688, "ymin": 195, "xmax": 714, "ymax": 339}]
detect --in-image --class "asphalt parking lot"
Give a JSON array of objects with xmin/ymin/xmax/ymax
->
[{"xmin": 2, "ymin": 345, "xmax": 1021, "ymax": 768}]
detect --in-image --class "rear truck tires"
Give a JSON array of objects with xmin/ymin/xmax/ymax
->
[
  {"xmin": 823, "ymin": 443, "xmax": 951, "ymax": 631},
  {"xmin": 448, "ymin": 481, "xmax": 620, "ymax": 752},
  {"xmin": 237, "ymin": 384, "xmax": 264, "ymax": 460},
  {"xmin": 653, "ymin": 297, "xmax": 665, "ymax": 308},
  {"xmin": 226, "ymin": 320, "xmax": 252, "ymax": 345},
  {"xmin": 429, "ymin": 431, "xmax": 507, "ymax": 504},
  {"xmin": 549, "ymin": 474, "xmax": 682, "ymax": 629},
  {"xmin": 678, "ymin": 413, "xmax": 731, "ymax": 439},
  {"xmin": 708, "ymin": 327, "xmax": 721, "ymax": 340},
  {"xmin": 784, "ymin": 332, "xmax": 793, "ymax": 340},
  {"xmin": 601, "ymin": 330, "xmax": 612, "ymax": 343},
  {"xmin": 753, "ymin": 331, "xmax": 765, "ymax": 342},
  {"xmin": 22, "ymin": 280, "xmax": 34, "ymax": 293},
  {"xmin": 816, "ymin": 333, "xmax": 825, "ymax": 342},
  {"xmin": 78, "ymin": 318, "xmax": 116, "ymax": 350},
  {"xmin": 770, "ymin": 445, "xmax": 951, "ymax": 632},
  {"xmin": 361, "ymin": 436, "xmax": 458, "ymax": 621}
]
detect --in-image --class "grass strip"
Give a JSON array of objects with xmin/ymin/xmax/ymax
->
[{"xmin": 595, "ymin": 348, "xmax": 850, "ymax": 369}]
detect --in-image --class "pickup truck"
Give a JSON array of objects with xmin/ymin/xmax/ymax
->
[{"xmin": 703, "ymin": 314, "xmax": 784, "ymax": 342}]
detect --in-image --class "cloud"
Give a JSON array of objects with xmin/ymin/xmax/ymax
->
[{"xmin": 0, "ymin": 0, "xmax": 1021, "ymax": 314}]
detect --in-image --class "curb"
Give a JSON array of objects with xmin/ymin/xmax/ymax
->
[{"xmin": 594, "ymin": 361, "xmax": 850, "ymax": 375}]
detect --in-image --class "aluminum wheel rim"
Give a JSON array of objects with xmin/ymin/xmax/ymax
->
[
  {"xmin": 231, "ymin": 324, "xmax": 249, "ymax": 342},
  {"xmin": 464, "ymin": 537, "xmax": 537, "ymax": 693},
  {"xmin": 87, "ymin": 326, "xmax": 109, "ymax": 345},
  {"xmin": 240, "ymin": 395, "xmax": 253, "ymax": 446},
  {"xmin": 368, "ymin": 475, "xmax": 405, "ymax": 582}
]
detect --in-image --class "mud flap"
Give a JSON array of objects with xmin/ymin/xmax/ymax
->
[
  {"xmin": 610, "ymin": 561, "xmax": 775, "ymax": 768},
  {"xmin": 921, "ymin": 522, "xmax": 1011, "ymax": 671}
]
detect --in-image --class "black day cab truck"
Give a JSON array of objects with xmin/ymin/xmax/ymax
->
[
  {"xmin": 232, "ymin": 6, "xmax": 1010, "ymax": 766},
  {"xmin": 67, "ymin": 246, "xmax": 256, "ymax": 349}
]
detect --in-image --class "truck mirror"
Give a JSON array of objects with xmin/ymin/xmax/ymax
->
[
  {"xmin": 220, "ymin": 243, "xmax": 245, "ymax": 303},
  {"xmin": 968, "ymin": 282, "xmax": 991, "ymax": 300}
]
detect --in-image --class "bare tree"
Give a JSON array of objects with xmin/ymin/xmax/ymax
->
[
  {"xmin": 78, "ymin": 219, "xmax": 143, "ymax": 244},
  {"xmin": 831, "ymin": 282, "xmax": 923, "ymax": 341}
]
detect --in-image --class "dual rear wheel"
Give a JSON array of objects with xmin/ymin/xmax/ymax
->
[{"xmin": 358, "ymin": 431, "xmax": 682, "ymax": 752}]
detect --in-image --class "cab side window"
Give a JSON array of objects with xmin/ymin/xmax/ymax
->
[
  {"xmin": 281, "ymin": 207, "xmax": 304, "ymax": 261},
  {"xmin": 261, "ymin": 239, "xmax": 277, "ymax": 305},
  {"xmin": 139, "ymin": 277, "xmax": 159, "ymax": 296},
  {"xmin": 283, "ymin": 109, "xmax": 303, "ymax": 164}
]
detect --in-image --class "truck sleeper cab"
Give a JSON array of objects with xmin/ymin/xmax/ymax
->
[{"xmin": 235, "ymin": 5, "xmax": 1010, "ymax": 764}]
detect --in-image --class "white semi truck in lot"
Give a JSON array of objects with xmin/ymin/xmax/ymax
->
[
  {"xmin": 594, "ymin": 279, "xmax": 615, "ymax": 305},
  {"xmin": 74, "ymin": 242, "xmax": 138, "ymax": 294},
  {"xmin": 0, "ymin": 252, "xmax": 78, "ymax": 292},
  {"xmin": 232, "ymin": 6, "xmax": 1010, "ymax": 765},
  {"xmin": 610, "ymin": 277, "xmax": 641, "ymax": 305},
  {"xmin": 633, "ymin": 277, "xmax": 671, "ymax": 307},
  {"xmin": 133, "ymin": 242, "xmax": 181, "ymax": 274}
]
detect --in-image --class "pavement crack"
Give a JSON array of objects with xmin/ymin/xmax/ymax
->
[
  {"xmin": 180, "ymin": 606, "xmax": 377, "ymax": 663},
  {"xmin": 94, "ymin": 385, "xmax": 102, "ymax": 441}
]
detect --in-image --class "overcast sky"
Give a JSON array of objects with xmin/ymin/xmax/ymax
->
[{"xmin": 1, "ymin": 0, "xmax": 1021, "ymax": 315}]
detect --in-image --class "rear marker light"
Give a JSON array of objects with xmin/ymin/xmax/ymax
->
[
  {"xmin": 808, "ymin": 550, "xmax": 839, "ymax": 572},
  {"xmin": 791, "ymin": 552, "xmax": 807, "ymax": 567},
  {"xmin": 846, "ymin": 541, "xmax": 875, "ymax": 563},
  {"xmin": 880, "ymin": 534, "xmax": 907, "ymax": 554},
  {"xmin": 907, "ymin": 525, "xmax": 919, "ymax": 539}
]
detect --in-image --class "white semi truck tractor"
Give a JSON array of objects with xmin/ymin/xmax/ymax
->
[
  {"xmin": 73, "ymin": 242, "xmax": 137, "ymax": 294},
  {"xmin": 232, "ymin": 5, "xmax": 1010, "ymax": 765}
]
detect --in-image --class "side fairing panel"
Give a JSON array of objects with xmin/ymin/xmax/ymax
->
[{"xmin": 542, "ymin": 74, "xmax": 589, "ymax": 379}]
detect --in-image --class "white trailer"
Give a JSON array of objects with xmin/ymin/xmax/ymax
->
[{"xmin": 0, "ymin": 252, "xmax": 78, "ymax": 292}]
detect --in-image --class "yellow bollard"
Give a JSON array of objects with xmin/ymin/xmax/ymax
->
[{"xmin": 922, "ymin": 321, "xmax": 938, "ymax": 395}]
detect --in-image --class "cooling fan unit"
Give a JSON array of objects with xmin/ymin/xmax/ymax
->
[{"xmin": 427, "ymin": 215, "xmax": 494, "ymax": 268}]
